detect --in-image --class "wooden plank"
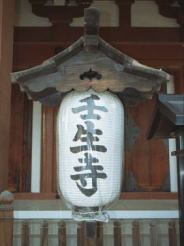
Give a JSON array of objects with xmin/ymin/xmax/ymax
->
[
  {"xmin": 77, "ymin": 222, "xmax": 85, "ymax": 246},
  {"xmin": 0, "ymin": 191, "xmax": 14, "ymax": 246},
  {"xmin": 132, "ymin": 221, "xmax": 141, "ymax": 246},
  {"xmin": 41, "ymin": 106, "xmax": 58, "ymax": 193},
  {"xmin": 58, "ymin": 221, "xmax": 66, "ymax": 246},
  {"xmin": 150, "ymin": 221, "xmax": 158, "ymax": 246},
  {"xmin": 120, "ymin": 192, "xmax": 178, "ymax": 200},
  {"xmin": 21, "ymin": 221, "xmax": 30, "ymax": 246},
  {"xmin": 41, "ymin": 221, "xmax": 48, "ymax": 246},
  {"xmin": 114, "ymin": 221, "xmax": 122, "ymax": 246},
  {"xmin": 96, "ymin": 222, "xmax": 103, "ymax": 246},
  {"xmin": 0, "ymin": 0, "xmax": 15, "ymax": 191},
  {"xmin": 168, "ymin": 221, "xmax": 177, "ymax": 246},
  {"xmin": 85, "ymin": 222, "xmax": 97, "ymax": 246},
  {"xmin": 15, "ymin": 192, "xmax": 57, "ymax": 200},
  {"xmin": 13, "ymin": 192, "xmax": 178, "ymax": 200}
]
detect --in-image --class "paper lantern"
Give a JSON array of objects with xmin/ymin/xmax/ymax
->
[{"xmin": 57, "ymin": 89, "xmax": 124, "ymax": 221}]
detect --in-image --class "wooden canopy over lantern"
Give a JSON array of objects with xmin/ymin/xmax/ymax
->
[
  {"xmin": 148, "ymin": 94, "xmax": 184, "ymax": 138},
  {"xmin": 11, "ymin": 8, "xmax": 170, "ymax": 106}
]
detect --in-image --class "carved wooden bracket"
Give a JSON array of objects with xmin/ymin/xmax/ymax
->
[
  {"xmin": 154, "ymin": 0, "xmax": 184, "ymax": 40},
  {"xmin": 11, "ymin": 8, "xmax": 170, "ymax": 107},
  {"xmin": 29, "ymin": 0, "xmax": 136, "ymax": 28},
  {"xmin": 154, "ymin": 0, "xmax": 184, "ymax": 25},
  {"xmin": 29, "ymin": 0, "xmax": 92, "ymax": 25}
]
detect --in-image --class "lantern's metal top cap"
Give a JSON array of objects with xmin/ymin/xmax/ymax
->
[{"xmin": 11, "ymin": 7, "xmax": 170, "ymax": 107}]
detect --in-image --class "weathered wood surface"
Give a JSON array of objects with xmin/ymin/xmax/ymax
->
[
  {"xmin": 168, "ymin": 221, "xmax": 177, "ymax": 246},
  {"xmin": 13, "ymin": 219, "xmax": 180, "ymax": 245},
  {"xmin": 58, "ymin": 222, "xmax": 66, "ymax": 246},
  {"xmin": 41, "ymin": 106, "xmax": 57, "ymax": 193},
  {"xmin": 77, "ymin": 222, "xmax": 85, "ymax": 246},
  {"xmin": 11, "ymin": 9, "xmax": 170, "ymax": 107},
  {"xmin": 11, "ymin": 38, "xmax": 169, "ymax": 106},
  {"xmin": 0, "ymin": 191, "xmax": 14, "ymax": 246},
  {"xmin": 124, "ymin": 97, "xmax": 170, "ymax": 192},
  {"xmin": 41, "ymin": 221, "xmax": 48, "ymax": 246},
  {"xmin": 0, "ymin": 0, "xmax": 15, "ymax": 191},
  {"xmin": 132, "ymin": 221, "xmax": 141, "ymax": 246},
  {"xmin": 21, "ymin": 221, "xmax": 30, "ymax": 246},
  {"xmin": 96, "ymin": 222, "xmax": 103, "ymax": 246},
  {"xmin": 8, "ymin": 85, "xmax": 32, "ymax": 192},
  {"xmin": 114, "ymin": 221, "xmax": 122, "ymax": 246},
  {"xmin": 150, "ymin": 221, "xmax": 158, "ymax": 246}
]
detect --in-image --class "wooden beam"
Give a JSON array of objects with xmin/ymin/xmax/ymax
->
[
  {"xmin": 0, "ymin": 0, "xmax": 15, "ymax": 191},
  {"xmin": 13, "ymin": 191, "xmax": 178, "ymax": 200}
]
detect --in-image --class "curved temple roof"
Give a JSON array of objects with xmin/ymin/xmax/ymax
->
[{"xmin": 11, "ymin": 8, "xmax": 170, "ymax": 106}]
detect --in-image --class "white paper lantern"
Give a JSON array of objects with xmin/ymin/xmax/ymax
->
[{"xmin": 57, "ymin": 89, "xmax": 124, "ymax": 221}]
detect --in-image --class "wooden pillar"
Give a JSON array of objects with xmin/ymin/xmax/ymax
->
[
  {"xmin": 0, "ymin": 0, "xmax": 15, "ymax": 191},
  {"xmin": 0, "ymin": 191, "xmax": 14, "ymax": 246}
]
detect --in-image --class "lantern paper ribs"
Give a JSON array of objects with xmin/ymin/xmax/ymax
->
[{"xmin": 57, "ymin": 90, "xmax": 124, "ymax": 221}]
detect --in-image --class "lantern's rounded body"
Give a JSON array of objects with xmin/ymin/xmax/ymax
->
[{"xmin": 57, "ymin": 90, "xmax": 124, "ymax": 217}]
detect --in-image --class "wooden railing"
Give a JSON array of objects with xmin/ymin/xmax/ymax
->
[
  {"xmin": 12, "ymin": 219, "xmax": 179, "ymax": 246},
  {"xmin": 0, "ymin": 191, "xmax": 179, "ymax": 245}
]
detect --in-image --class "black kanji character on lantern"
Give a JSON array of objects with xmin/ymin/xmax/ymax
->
[
  {"xmin": 72, "ymin": 94, "xmax": 108, "ymax": 120},
  {"xmin": 70, "ymin": 121, "xmax": 107, "ymax": 153},
  {"xmin": 70, "ymin": 153, "xmax": 107, "ymax": 196}
]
